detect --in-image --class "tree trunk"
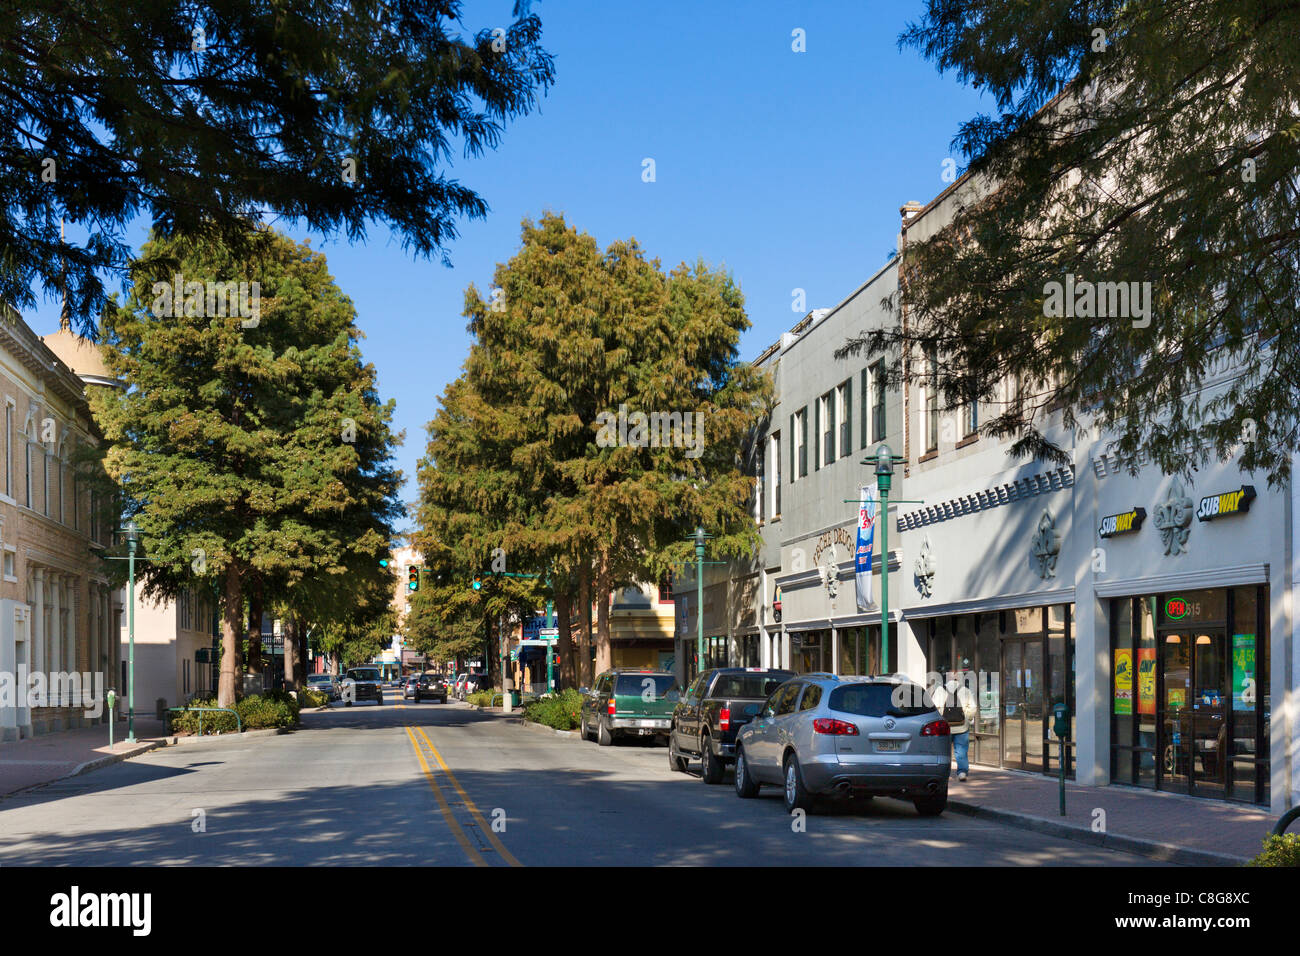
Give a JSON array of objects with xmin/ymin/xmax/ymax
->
[
  {"xmin": 579, "ymin": 563, "xmax": 594, "ymax": 688},
  {"xmin": 295, "ymin": 616, "xmax": 308, "ymax": 687},
  {"xmin": 554, "ymin": 586, "xmax": 574, "ymax": 690},
  {"xmin": 246, "ymin": 576, "xmax": 263, "ymax": 675},
  {"xmin": 283, "ymin": 616, "xmax": 300, "ymax": 690},
  {"xmin": 594, "ymin": 550, "xmax": 613, "ymax": 674},
  {"xmin": 217, "ymin": 562, "xmax": 242, "ymax": 708}
]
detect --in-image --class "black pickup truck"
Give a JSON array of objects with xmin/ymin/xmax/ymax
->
[{"xmin": 668, "ymin": 667, "xmax": 795, "ymax": 783}]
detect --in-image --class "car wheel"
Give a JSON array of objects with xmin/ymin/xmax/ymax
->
[
  {"xmin": 375, "ymin": 695, "xmax": 383, "ymax": 706},
  {"xmin": 668, "ymin": 738, "xmax": 688, "ymax": 773},
  {"xmin": 700, "ymin": 733, "xmax": 724, "ymax": 784},
  {"xmin": 913, "ymin": 787, "xmax": 948, "ymax": 817},
  {"xmin": 597, "ymin": 718, "xmax": 613, "ymax": 747},
  {"xmin": 345, "ymin": 701, "xmax": 352, "ymax": 707},
  {"xmin": 783, "ymin": 753, "xmax": 813, "ymax": 814},
  {"xmin": 734, "ymin": 746, "xmax": 760, "ymax": 798}
]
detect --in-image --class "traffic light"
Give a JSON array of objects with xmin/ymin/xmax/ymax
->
[
  {"xmin": 379, "ymin": 558, "xmax": 389, "ymax": 568},
  {"xmin": 472, "ymin": 577, "xmax": 482, "ymax": 591},
  {"xmin": 408, "ymin": 566, "xmax": 420, "ymax": 592}
]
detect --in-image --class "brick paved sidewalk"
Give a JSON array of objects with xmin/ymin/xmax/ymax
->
[
  {"xmin": 0, "ymin": 717, "xmax": 171, "ymax": 796},
  {"xmin": 946, "ymin": 764, "xmax": 1277, "ymax": 864}
]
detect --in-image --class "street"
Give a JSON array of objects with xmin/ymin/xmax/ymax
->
[{"xmin": 0, "ymin": 695, "xmax": 1170, "ymax": 867}]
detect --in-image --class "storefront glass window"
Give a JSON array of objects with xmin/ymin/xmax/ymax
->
[{"xmin": 1111, "ymin": 598, "xmax": 1135, "ymax": 785}]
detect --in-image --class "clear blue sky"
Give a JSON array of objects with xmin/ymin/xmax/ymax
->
[{"xmin": 28, "ymin": 1, "xmax": 988, "ymax": 528}]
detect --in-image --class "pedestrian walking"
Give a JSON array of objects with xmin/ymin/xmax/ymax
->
[{"xmin": 935, "ymin": 669, "xmax": 975, "ymax": 782}]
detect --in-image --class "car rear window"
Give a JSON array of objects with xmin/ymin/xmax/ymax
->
[
  {"xmin": 711, "ymin": 674, "xmax": 791, "ymax": 698},
  {"xmin": 829, "ymin": 683, "xmax": 935, "ymax": 718},
  {"xmin": 614, "ymin": 674, "xmax": 677, "ymax": 698}
]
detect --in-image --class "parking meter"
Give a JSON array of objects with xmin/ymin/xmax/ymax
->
[
  {"xmin": 1052, "ymin": 701, "xmax": 1069, "ymax": 740},
  {"xmin": 106, "ymin": 689, "xmax": 117, "ymax": 748}
]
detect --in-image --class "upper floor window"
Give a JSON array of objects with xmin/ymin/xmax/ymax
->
[
  {"xmin": 770, "ymin": 431, "xmax": 782, "ymax": 518},
  {"xmin": 924, "ymin": 351, "xmax": 939, "ymax": 453},
  {"xmin": 872, "ymin": 360, "xmax": 887, "ymax": 444},
  {"xmin": 657, "ymin": 573, "xmax": 674, "ymax": 604},
  {"xmin": 837, "ymin": 381, "xmax": 851, "ymax": 459},
  {"xmin": 793, "ymin": 408, "xmax": 808, "ymax": 479},
  {"xmin": 819, "ymin": 390, "xmax": 835, "ymax": 467}
]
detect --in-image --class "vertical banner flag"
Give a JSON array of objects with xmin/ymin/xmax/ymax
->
[{"xmin": 856, "ymin": 485, "xmax": 877, "ymax": 611}]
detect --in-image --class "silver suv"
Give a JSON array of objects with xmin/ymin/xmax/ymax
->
[{"xmin": 733, "ymin": 674, "xmax": 951, "ymax": 816}]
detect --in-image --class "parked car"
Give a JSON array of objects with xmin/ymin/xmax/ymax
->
[
  {"xmin": 452, "ymin": 673, "xmax": 468, "ymax": 698},
  {"xmin": 306, "ymin": 673, "xmax": 340, "ymax": 700},
  {"xmin": 414, "ymin": 673, "xmax": 448, "ymax": 704},
  {"xmin": 340, "ymin": 667, "xmax": 385, "ymax": 707},
  {"xmin": 669, "ymin": 667, "xmax": 796, "ymax": 783},
  {"xmin": 732, "ymin": 674, "xmax": 951, "ymax": 816},
  {"xmin": 580, "ymin": 670, "xmax": 678, "ymax": 746},
  {"xmin": 461, "ymin": 672, "xmax": 488, "ymax": 698}
]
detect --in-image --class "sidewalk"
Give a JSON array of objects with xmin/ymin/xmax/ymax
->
[
  {"xmin": 945, "ymin": 764, "xmax": 1276, "ymax": 864},
  {"xmin": 0, "ymin": 718, "xmax": 172, "ymax": 796}
]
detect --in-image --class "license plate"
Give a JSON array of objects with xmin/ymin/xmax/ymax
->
[
  {"xmin": 636, "ymin": 720, "xmax": 665, "ymax": 728},
  {"xmin": 875, "ymin": 740, "xmax": 904, "ymax": 752}
]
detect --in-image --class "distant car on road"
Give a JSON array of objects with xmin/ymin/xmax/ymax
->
[
  {"xmin": 414, "ymin": 673, "xmax": 448, "ymax": 704},
  {"xmin": 669, "ymin": 667, "xmax": 796, "ymax": 783},
  {"xmin": 732, "ymin": 674, "xmax": 950, "ymax": 816},
  {"xmin": 580, "ymin": 670, "xmax": 678, "ymax": 746},
  {"xmin": 341, "ymin": 667, "xmax": 385, "ymax": 707},
  {"xmin": 403, "ymin": 675, "xmax": 420, "ymax": 700},
  {"xmin": 306, "ymin": 673, "xmax": 341, "ymax": 701}
]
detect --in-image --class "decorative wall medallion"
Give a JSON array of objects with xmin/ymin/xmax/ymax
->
[
  {"xmin": 1153, "ymin": 479, "xmax": 1194, "ymax": 555},
  {"xmin": 913, "ymin": 533, "xmax": 936, "ymax": 598},
  {"xmin": 1030, "ymin": 509, "xmax": 1061, "ymax": 579},
  {"xmin": 818, "ymin": 545, "xmax": 840, "ymax": 599}
]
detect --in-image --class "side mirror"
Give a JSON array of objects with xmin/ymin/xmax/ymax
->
[
  {"xmin": 762, "ymin": 706, "xmax": 774, "ymax": 719},
  {"xmin": 665, "ymin": 690, "xmax": 680, "ymax": 703},
  {"xmin": 578, "ymin": 687, "xmax": 589, "ymax": 695}
]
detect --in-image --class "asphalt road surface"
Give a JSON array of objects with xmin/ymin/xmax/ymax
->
[{"xmin": 0, "ymin": 695, "xmax": 1171, "ymax": 866}]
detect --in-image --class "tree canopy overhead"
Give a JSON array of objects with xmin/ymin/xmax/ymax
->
[
  {"xmin": 844, "ymin": 0, "xmax": 1300, "ymax": 484},
  {"xmin": 0, "ymin": 0, "xmax": 555, "ymax": 334}
]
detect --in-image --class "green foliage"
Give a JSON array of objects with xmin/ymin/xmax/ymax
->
[
  {"xmin": 169, "ymin": 692, "xmax": 300, "ymax": 735},
  {"xmin": 522, "ymin": 689, "xmax": 584, "ymax": 730},
  {"xmin": 850, "ymin": 1, "xmax": 1300, "ymax": 484},
  {"xmin": 1, "ymin": 1, "xmax": 555, "ymax": 335},
  {"xmin": 413, "ymin": 213, "xmax": 772, "ymax": 672},
  {"xmin": 1247, "ymin": 834, "xmax": 1300, "ymax": 867},
  {"xmin": 297, "ymin": 687, "xmax": 330, "ymax": 709},
  {"xmin": 466, "ymin": 690, "xmax": 498, "ymax": 707}
]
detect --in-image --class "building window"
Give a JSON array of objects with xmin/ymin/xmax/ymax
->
[
  {"xmin": 820, "ymin": 390, "xmax": 836, "ymax": 466},
  {"xmin": 657, "ymin": 574, "xmax": 673, "ymax": 604},
  {"xmin": 793, "ymin": 408, "xmax": 808, "ymax": 478},
  {"xmin": 3, "ymin": 401, "xmax": 10, "ymax": 498},
  {"xmin": 925, "ymin": 351, "xmax": 939, "ymax": 452},
  {"xmin": 965, "ymin": 398, "xmax": 978, "ymax": 437},
  {"xmin": 872, "ymin": 359, "xmax": 886, "ymax": 444},
  {"xmin": 25, "ymin": 434, "xmax": 31, "ymax": 508},
  {"xmin": 837, "ymin": 381, "xmax": 851, "ymax": 459},
  {"xmin": 770, "ymin": 431, "xmax": 781, "ymax": 518}
]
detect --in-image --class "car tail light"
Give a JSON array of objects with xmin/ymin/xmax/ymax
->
[
  {"xmin": 812, "ymin": 718, "xmax": 859, "ymax": 735},
  {"xmin": 921, "ymin": 720, "xmax": 951, "ymax": 736},
  {"xmin": 607, "ymin": 697, "xmax": 615, "ymax": 716},
  {"xmin": 719, "ymin": 707, "xmax": 731, "ymax": 731}
]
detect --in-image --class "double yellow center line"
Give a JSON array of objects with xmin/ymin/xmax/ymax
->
[{"xmin": 403, "ymin": 724, "xmax": 522, "ymax": 867}]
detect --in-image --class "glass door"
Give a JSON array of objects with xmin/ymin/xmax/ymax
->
[
  {"xmin": 1022, "ymin": 638, "xmax": 1044, "ymax": 773},
  {"xmin": 1159, "ymin": 632, "xmax": 1192, "ymax": 794},
  {"xmin": 1002, "ymin": 640, "xmax": 1024, "ymax": 769},
  {"xmin": 1191, "ymin": 629, "xmax": 1227, "ymax": 798}
]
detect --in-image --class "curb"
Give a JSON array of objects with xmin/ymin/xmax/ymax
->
[
  {"xmin": 517, "ymin": 718, "xmax": 580, "ymax": 739},
  {"xmin": 65, "ymin": 728, "xmax": 289, "ymax": 779},
  {"xmin": 946, "ymin": 799, "xmax": 1249, "ymax": 866}
]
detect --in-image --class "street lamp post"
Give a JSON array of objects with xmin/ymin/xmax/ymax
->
[
  {"xmin": 873, "ymin": 446, "xmax": 894, "ymax": 674},
  {"xmin": 124, "ymin": 519, "xmax": 139, "ymax": 744}
]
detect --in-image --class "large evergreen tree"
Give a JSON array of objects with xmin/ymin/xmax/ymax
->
[
  {"xmin": 844, "ymin": 0, "xmax": 1300, "ymax": 483},
  {"xmin": 0, "ymin": 0, "xmax": 555, "ymax": 333},
  {"xmin": 91, "ymin": 227, "xmax": 402, "ymax": 706},
  {"xmin": 413, "ymin": 214, "xmax": 771, "ymax": 681}
]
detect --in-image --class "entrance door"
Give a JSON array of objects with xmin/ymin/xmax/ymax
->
[
  {"xmin": 1001, "ymin": 637, "xmax": 1044, "ymax": 773},
  {"xmin": 1160, "ymin": 628, "xmax": 1228, "ymax": 797},
  {"xmin": 1159, "ymin": 631, "xmax": 1192, "ymax": 794}
]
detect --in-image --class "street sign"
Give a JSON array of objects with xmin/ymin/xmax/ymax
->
[{"xmin": 538, "ymin": 627, "xmax": 559, "ymax": 638}]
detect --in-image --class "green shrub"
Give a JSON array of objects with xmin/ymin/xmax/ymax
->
[
  {"xmin": 169, "ymin": 692, "xmax": 300, "ymax": 735},
  {"xmin": 1248, "ymin": 833, "xmax": 1300, "ymax": 867},
  {"xmin": 466, "ymin": 689, "xmax": 497, "ymax": 707},
  {"xmin": 297, "ymin": 686, "xmax": 329, "ymax": 708},
  {"xmin": 523, "ymin": 688, "xmax": 584, "ymax": 730}
]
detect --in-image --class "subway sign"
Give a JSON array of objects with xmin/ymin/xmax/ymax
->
[
  {"xmin": 1196, "ymin": 485, "xmax": 1255, "ymax": 522},
  {"xmin": 1099, "ymin": 506, "xmax": 1146, "ymax": 538}
]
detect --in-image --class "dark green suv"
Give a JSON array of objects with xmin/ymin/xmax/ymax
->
[{"xmin": 580, "ymin": 670, "xmax": 678, "ymax": 746}]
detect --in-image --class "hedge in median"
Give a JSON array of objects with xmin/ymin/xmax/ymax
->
[{"xmin": 169, "ymin": 690, "xmax": 301, "ymax": 735}]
